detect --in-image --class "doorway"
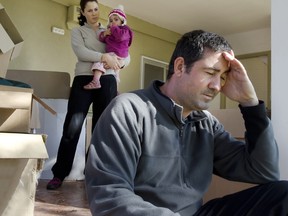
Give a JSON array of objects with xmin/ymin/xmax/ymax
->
[{"xmin": 140, "ymin": 56, "xmax": 168, "ymax": 89}]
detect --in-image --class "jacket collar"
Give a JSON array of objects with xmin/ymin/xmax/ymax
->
[{"xmin": 149, "ymin": 80, "xmax": 207, "ymax": 124}]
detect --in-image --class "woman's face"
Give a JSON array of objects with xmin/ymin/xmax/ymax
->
[{"xmin": 81, "ymin": 1, "xmax": 99, "ymax": 25}]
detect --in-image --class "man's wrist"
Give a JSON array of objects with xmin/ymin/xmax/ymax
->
[{"xmin": 239, "ymin": 98, "xmax": 259, "ymax": 107}]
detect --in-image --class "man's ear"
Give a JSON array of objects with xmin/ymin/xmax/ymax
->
[{"xmin": 174, "ymin": 57, "xmax": 185, "ymax": 77}]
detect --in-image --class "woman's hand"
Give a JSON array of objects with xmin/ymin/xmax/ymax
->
[
  {"xmin": 101, "ymin": 53, "xmax": 121, "ymax": 70},
  {"xmin": 221, "ymin": 51, "xmax": 259, "ymax": 107}
]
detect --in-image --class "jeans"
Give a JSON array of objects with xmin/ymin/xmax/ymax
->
[{"xmin": 194, "ymin": 180, "xmax": 288, "ymax": 216}]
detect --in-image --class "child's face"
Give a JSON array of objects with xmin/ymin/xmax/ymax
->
[{"xmin": 109, "ymin": 15, "xmax": 123, "ymax": 27}]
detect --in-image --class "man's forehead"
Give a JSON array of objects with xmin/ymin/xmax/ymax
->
[
  {"xmin": 202, "ymin": 49, "xmax": 223, "ymax": 58},
  {"xmin": 196, "ymin": 52, "xmax": 229, "ymax": 71}
]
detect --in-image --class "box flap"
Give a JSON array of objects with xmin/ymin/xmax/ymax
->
[
  {"xmin": 0, "ymin": 3, "xmax": 24, "ymax": 78},
  {"xmin": 0, "ymin": 50, "xmax": 11, "ymax": 77},
  {"xmin": 0, "ymin": 24, "xmax": 14, "ymax": 54},
  {"xmin": 10, "ymin": 41, "xmax": 24, "ymax": 60},
  {"xmin": 0, "ymin": 4, "xmax": 23, "ymax": 48},
  {"xmin": 0, "ymin": 133, "xmax": 48, "ymax": 159}
]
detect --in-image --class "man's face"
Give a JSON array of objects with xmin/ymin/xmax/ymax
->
[{"xmin": 174, "ymin": 51, "xmax": 230, "ymax": 115}]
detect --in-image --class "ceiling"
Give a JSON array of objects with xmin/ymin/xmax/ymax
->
[
  {"xmin": 52, "ymin": 0, "xmax": 271, "ymax": 35},
  {"xmin": 100, "ymin": 0, "xmax": 271, "ymax": 35}
]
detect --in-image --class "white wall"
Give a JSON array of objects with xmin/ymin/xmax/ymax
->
[
  {"xmin": 271, "ymin": 0, "xmax": 288, "ymax": 180},
  {"xmin": 225, "ymin": 28, "xmax": 271, "ymax": 55},
  {"xmin": 38, "ymin": 99, "xmax": 86, "ymax": 180}
]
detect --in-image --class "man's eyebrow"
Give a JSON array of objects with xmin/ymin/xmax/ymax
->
[
  {"xmin": 203, "ymin": 67, "xmax": 221, "ymax": 72},
  {"xmin": 203, "ymin": 66, "xmax": 230, "ymax": 73}
]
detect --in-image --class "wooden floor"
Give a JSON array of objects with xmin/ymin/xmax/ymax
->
[{"xmin": 34, "ymin": 180, "xmax": 91, "ymax": 216}]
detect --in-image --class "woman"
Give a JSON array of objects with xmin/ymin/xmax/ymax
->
[{"xmin": 47, "ymin": 0, "xmax": 128, "ymax": 190}]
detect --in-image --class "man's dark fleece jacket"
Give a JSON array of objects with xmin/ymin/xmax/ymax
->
[{"xmin": 85, "ymin": 80, "xmax": 279, "ymax": 216}]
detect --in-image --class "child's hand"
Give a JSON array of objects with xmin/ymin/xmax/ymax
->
[{"xmin": 104, "ymin": 29, "xmax": 111, "ymax": 37}]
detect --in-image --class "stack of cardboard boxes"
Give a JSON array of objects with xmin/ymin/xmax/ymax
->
[{"xmin": 0, "ymin": 4, "xmax": 48, "ymax": 216}]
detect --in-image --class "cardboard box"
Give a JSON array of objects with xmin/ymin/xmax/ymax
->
[
  {"xmin": 204, "ymin": 108, "xmax": 254, "ymax": 203},
  {"xmin": 0, "ymin": 3, "xmax": 24, "ymax": 78},
  {"xmin": 0, "ymin": 133, "xmax": 48, "ymax": 216},
  {"xmin": 0, "ymin": 85, "xmax": 33, "ymax": 133},
  {"xmin": 209, "ymin": 108, "xmax": 245, "ymax": 139},
  {"xmin": 0, "ymin": 85, "xmax": 57, "ymax": 133}
]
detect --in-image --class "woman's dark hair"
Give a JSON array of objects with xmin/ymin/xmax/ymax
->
[
  {"xmin": 78, "ymin": 0, "xmax": 98, "ymax": 26},
  {"xmin": 166, "ymin": 30, "xmax": 232, "ymax": 80}
]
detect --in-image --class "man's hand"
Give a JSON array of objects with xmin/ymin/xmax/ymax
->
[{"xmin": 221, "ymin": 51, "xmax": 259, "ymax": 107}]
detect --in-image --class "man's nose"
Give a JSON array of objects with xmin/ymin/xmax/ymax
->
[{"xmin": 208, "ymin": 77, "xmax": 222, "ymax": 91}]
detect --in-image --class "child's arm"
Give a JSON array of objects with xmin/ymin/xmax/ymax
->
[
  {"xmin": 110, "ymin": 25, "xmax": 133, "ymax": 42},
  {"xmin": 98, "ymin": 29, "xmax": 111, "ymax": 42}
]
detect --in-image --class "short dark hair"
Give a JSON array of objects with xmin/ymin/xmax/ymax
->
[
  {"xmin": 78, "ymin": 0, "xmax": 98, "ymax": 26},
  {"xmin": 167, "ymin": 30, "xmax": 232, "ymax": 80}
]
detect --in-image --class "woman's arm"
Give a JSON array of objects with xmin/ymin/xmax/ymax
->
[
  {"xmin": 71, "ymin": 28, "xmax": 103, "ymax": 62},
  {"xmin": 71, "ymin": 27, "xmax": 120, "ymax": 69}
]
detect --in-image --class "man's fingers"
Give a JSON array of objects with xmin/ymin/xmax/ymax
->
[{"xmin": 223, "ymin": 51, "xmax": 235, "ymax": 61}]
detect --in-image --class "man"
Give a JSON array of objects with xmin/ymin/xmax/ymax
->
[{"xmin": 85, "ymin": 30, "xmax": 288, "ymax": 215}]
